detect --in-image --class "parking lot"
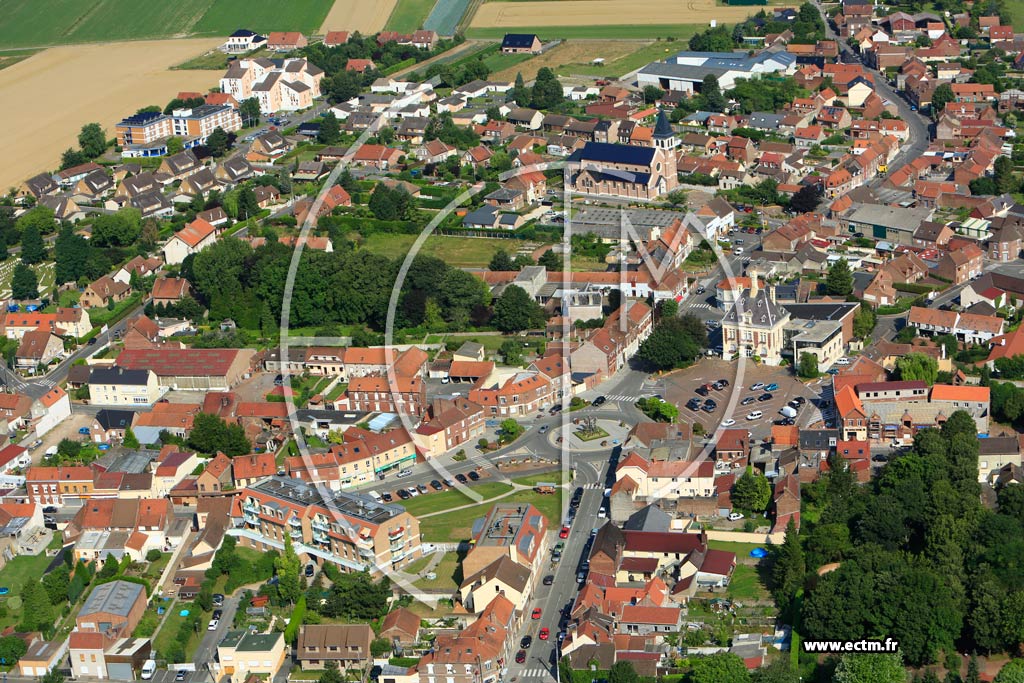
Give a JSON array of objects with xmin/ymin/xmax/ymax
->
[{"xmin": 662, "ymin": 359, "xmax": 828, "ymax": 443}]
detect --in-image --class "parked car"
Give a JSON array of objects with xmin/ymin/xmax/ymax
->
[
  {"xmin": 175, "ymin": 672, "xmax": 187, "ymax": 682},
  {"xmin": 746, "ymin": 411, "xmax": 763, "ymax": 420},
  {"xmin": 721, "ymin": 419, "xmax": 736, "ymax": 427},
  {"xmin": 749, "ymin": 383, "xmax": 764, "ymax": 391},
  {"xmin": 521, "ymin": 636, "xmax": 533, "ymax": 649},
  {"xmin": 468, "ymin": 471, "xmax": 480, "ymax": 481},
  {"xmin": 416, "ymin": 484, "xmax": 428, "ymax": 494},
  {"xmin": 397, "ymin": 489, "xmax": 412, "ymax": 500},
  {"xmin": 757, "ymin": 393, "xmax": 773, "ymax": 402},
  {"xmin": 741, "ymin": 396, "xmax": 756, "ymax": 406},
  {"xmin": 592, "ymin": 396, "xmax": 606, "ymax": 407},
  {"xmin": 728, "ymin": 512, "xmax": 745, "ymax": 521},
  {"xmin": 397, "ymin": 469, "xmax": 413, "ymax": 478},
  {"xmin": 543, "ymin": 575, "xmax": 554, "ymax": 586},
  {"xmin": 430, "ymin": 480, "xmax": 444, "ymax": 490},
  {"xmin": 764, "ymin": 383, "xmax": 779, "ymax": 392},
  {"xmin": 455, "ymin": 473, "xmax": 468, "ymax": 484},
  {"xmin": 539, "ymin": 628, "xmax": 550, "ymax": 640},
  {"xmin": 559, "ymin": 526, "xmax": 570, "ymax": 539},
  {"xmin": 212, "ymin": 594, "xmax": 224, "ymax": 606},
  {"xmin": 381, "ymin": 493, "xmax": 393, "ymax": 502},
  {"xmin": 207, "ymin": 618, "xmax": 220, "ymax": 631},
  {"xmin": 515, "ymin": 650, "xmax": 526, "ymax": 664},
  {"xmin": 532, "ymin": 608, "xmax": 542, "ymax": 619}
]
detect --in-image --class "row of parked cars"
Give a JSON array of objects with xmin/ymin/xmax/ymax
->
[{"xmin": 375, "ymin": 471, "xmax": 480, "ymax": 503}]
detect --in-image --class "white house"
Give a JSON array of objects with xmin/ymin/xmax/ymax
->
[{"xmin": 163, "ymin": 217, "xmax": 217, "ymax": 265}]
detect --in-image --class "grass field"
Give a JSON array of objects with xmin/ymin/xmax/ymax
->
[
  {"xmin": 356, "ymin": 233, "xmax": 541, "ymax": 267},
  {"xmin": 399, "ymin": 482, "xmax": 514, "ymax": 516},
  {"xmin": 467, "ymin": 24, "xmax": 704, "ymax": 39},
  {"xmin": 492, "ymin": 39, "xmax": 676, "ymax": 80},
  {"xmin": 412, "ymin": 552, "xmax": 463, "ymax": 591},
  {"xmin": 419, "ymin": 488, "xmax": 562, "ymax": 541},
  {"xmin": 0, "ymin": 0, "xmax": 332, "ymax": 48},
  {"xmin": 726, "ymin": 563, "xmax": 771, "ymax": 602},
  {"xmin": 470, "ymin": 0, "xmax": 782, "ymax": 27},
  {"xmin": 0, "ymin": 549, "xmax": 57, "ymax": 631},
  {"xmin": 1007, "ymin": 0, "xmax": 1024, "ymax": 30},
  {"xmin": 387, "ymin": 0, "xmax": 439, "ymax": 32}
]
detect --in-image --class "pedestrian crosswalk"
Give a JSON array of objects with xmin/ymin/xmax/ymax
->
[
  {"xmin": 604, "ymin": 394, "xmax": 638, "ymax": 402},
  {"xmin": 519, "ymin": 668, "xmax": 551, "ymax": 680},
  {"xmin": 686, "ymin": 302, "xmax": 714, "ymax": 311}
]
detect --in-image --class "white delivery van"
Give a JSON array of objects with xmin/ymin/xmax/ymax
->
[
  {"xmin": 141, "ymin": 660, "xmax": 157, "ymax": 680},
  {"xmin": 779, "ymin": 406, "xmax": 797, "ymax": 418}
]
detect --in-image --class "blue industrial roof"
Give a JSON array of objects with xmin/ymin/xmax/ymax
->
[{"xmin": 569, "ymin": 141, "xmax": 656, "ymax": 166}]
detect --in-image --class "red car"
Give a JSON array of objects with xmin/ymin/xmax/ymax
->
[
  {"xmin": 515, "ymin": 650, "xmax": 526, "ymax": 664},
  {"xmin": 532, "ymin": 607, "xmax": 542, "ymax": 619},
  {"xmin": 539, "ymin": 628, "xmax": 550, "ymax": 640},
  {"xmin": 559, "ymin": 526, "xmax": 570, "ymax": 539}
]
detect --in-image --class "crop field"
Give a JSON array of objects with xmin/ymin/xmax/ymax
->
[
  {"xmin": 319, "ymin": 0, "xmax": 398, "ymax": 34},
  {"xmin": 492, "ymin": 39, "xmax": 678, "ymax": 80},
  {"xmin": 0, "ymin": 0, "xmax": 331, "ymax": 48},
  {"xmin": 425, "ymin": 0, "xmax": 474, "ymax": 34},
  {"xmin": 386, "ymin": 0, "xmax": 439, "ymax": 32},
  {"xmin": 0, "ymin": 39, "xmax": 222, "ymax": 192},
  {"xmin": 466, "ymin": 24, "xmax": 705, "ymax": 39},
  {"xmin": 469, "ymin": 0, "xmax": 781, "ymax": 28},
  {"xmin": 357, "ymin": 233, "xmax": 536, "ymax": 267}
]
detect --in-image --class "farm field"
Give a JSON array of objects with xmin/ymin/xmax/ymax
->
[
  {"xmin": 492, "ymin": 39, "xmax": 677, "ymax": 80},
  {"xmin": 0, "ymin": 38, "xmax": 222, "ymax": 192},
  {"xmin": 467, "ymin": 24, "xmax": 705, "ymax": 39},
  {"xmin": 470, "ymin": 0, "xmax": 783, "ymax": 28},
  {"xmin": 425, "ymin": 0, "xmax": 474, "ymax": 35},
  {"xmin": 386, "ymin": 0, "xmax": 439, "ymax": 33},
  {"xmin": 319, "ymin": 0, "xmax": 398, "ymax": 34},
  {"xmin": 0, "ymin": 0, "xmax": 331, "ymax": 48}
]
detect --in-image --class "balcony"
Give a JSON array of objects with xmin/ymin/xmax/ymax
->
[
  {"xmin": 289, "ymin": 528, "xmax": 303, "ymax": 540},
  {"xmin": 243, "ymin": 510, "xmax": 259, "ymax": 525},
  {"xmin": 389, "ymin": 537, "xmax": 406, "ymax": 550},
  {"xmin": 356, "ymin": 534, "xmax": 374, "ymax": 549},
  {"xmin": 312, "ymin": 518, "xmax": 329, "ymax": 531},
  {"xmin": 288, "ymin": 516, "xmax": 302, "ymax": 527},
  {"xmin": 242, "ymin": 501, "xmax": 260, "ymax": 513},
  {"xmin": 312, "ymin": 531, "xmax": 330, "ymax": 545},
  {"xmin": 359, "ymin": 545, "xmax": 375, "ymax": 558}
]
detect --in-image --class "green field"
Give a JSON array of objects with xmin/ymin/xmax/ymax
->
[
  {"xmin": 419, "ymin": 488, "xmax": 562, "ymax": 541},
  {"xmin": 0, "ymin": 48, "xmax": 40, "ymax": 71},
  {"xmin": 1008, "ymin": 0, "xmax": 1024, "ymax": 30},
  {"xmin": 387, "ymin": 0, "xmax": 439, "ymax": 32},
  {"xmin": 466, "ymin": 24, "xmax": 703, "ymax": 40},
  {"xmin": 400, "ymin": 482, "xmax": 513, "ymax": 516},
  {"xmin": 562, "ymin": 41, "xmax": 680, "ymax": 77},
  {"xmin": 357, "ymin": 233, "xmax": 539, "ymax": 267},
  {"xmin": 0, "ymin": 0, "xmax": 332, "ymax": 48},
  {"xmin": 412, "ymin": 552, "xmax": 463, "ymax": 591}
]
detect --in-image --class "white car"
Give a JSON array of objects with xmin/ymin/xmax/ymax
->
[
  {"xmin": 207, "ymin": 619, "xmax": 219, "ymax": 631},
  {"xmin": 749, "ymin": 383, "xmax": 764, "ymax": 391},
  {"xmin": 835, "ymin": 357, "xmax": 851, "ymax": 365},
  {"xmin": 407, "ymin": 487, "xmax": 419, "ymax": 497},
  {"xmin": 728, "ymin": 512, "xmax": 745, "ymax": 521},
  {"xmin": 397, "ymin": 469, "xmax": 413, "ymax": 478},
  {"xmin": 721, "ymin": 419, "xmax": 736, "ymax": 427},
  {"xmin": 746, "ymin": 411, "xmax": 763, "ymax": 420},
  {"xmin": 733, "ymin": 248, "xmax": 744, "ymax": 255}
]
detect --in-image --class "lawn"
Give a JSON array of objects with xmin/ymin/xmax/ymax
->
[
  {"xmin": 418, "ymin": 488, "xmax": 562, "ymax": 541},
  {"xmin": 386, "ymin": 0, "xmax": 439, "ymax": 32},
  {"xmin": 512, "ymin": 471, "xmax": 565, "ymax": 487},
  {"xmin": 356, "ymin": 233, "xmax": 538, "ymax": 267},
  {"xmin": 0, "ymin": 549, "xmax": 57, "ymax": 630},
  {"xmin": 152, "ymin": 601, "xmax": 204, "ymax": 663},
  {"xmin": 413, "ymin": 552, "xmax": 463, "ymax": 592},
  {"xmin": 0, "ymin": 0, "xmax": 332, "ymax": 47},
  {"xmin": 726, "ymin": 564, "xmax": 771, "ymax": 602},
  {"xmin": 1007, "ymin": 0, "xmax": 1024, "ymax": 30},
  {"xmin": 708, "ymin": 539, "xmax": 774, "ymax": 556},
  {"xmin": 400, "ymin": 482, "xmax": 513, "ymax": 516},
  {"xmin": 481, "ymin": 50, "xmax": 534, "ymax": 74},
  {"xmin": 465, "ymin": 24, "xmax": 703, "ymax": 40}
]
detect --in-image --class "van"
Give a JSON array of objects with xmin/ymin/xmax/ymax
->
[
  {"xmin": 142, "ymin": 660, "xmax": 157, "ymax": 680},
  {"xmin": 746, "ymin": 411, "xmax": 763, "ymax": 420},
  {"xmin": 779, "ymin": 406, "xmax": 797, "ymax": 418},
  {"xmin": 368, "ymin": 490, "xmax": 382, "ymax": 503}
]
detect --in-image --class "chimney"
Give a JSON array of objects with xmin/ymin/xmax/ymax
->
[{"xmin": 749, "ymin": 268, "xmax": 759, "ymax": 297}]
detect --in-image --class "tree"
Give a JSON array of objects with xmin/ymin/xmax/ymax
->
[
  {"xmin": 492, "ymin": 284, "xmax": 546, "ymax": 332},
  {"xmin": 995, "ymin": 156, "xmax": 1017, "ymax": 195},
  {"xmin": 932, "ymin": 83, "xmax": 955, "ymax": 115},
  {"xmin": 206, "ymin": 127, "xmax": 230, "ymax": 157},
  {"xmin": 642, "ymin": 85, "xmax": 665, "ymax": 104},
  {"xmin": 489, "ymin": 249, "xmax": 515, "ymax": 271},
  {"xmin": 771, "ymin": 518, "xmax": 805, "ymax": 613},
  {"xmin": 896, "ymin": 353, "xmax": 939, "ymax": 384},
  {"xmin": 275, "ymin": 534, "xmax": 302, "ymax": 604},
  {"xmin": 700, "ymin": 74, "xmax": 727, "ymax": 113},
  {"xmin": 658, "ymin": 298, "xmax": 679, "ymax": 318},
  {"xmin": 98, "ymin": 554, "xmax": 120, "ymax": 580},
  {"xmin": 123, "ymin": 427, "xmax": 140, "ymax": 449},
  {"xmin": 10, "ymin": 263, "xmax": 38, "ymax": 300},
  {"xmin": 834, "ymin": 652, "xmax": 907, "ymax": 683},
  {"xmin": 531, "ymin": 67, "xmax": 564, "ymax": 110},
  {"xmin": 500, "ymin": 339, "xmax": 524, "ymax": 366},
  {"xmin": 798, "ymin": 352, "xmax": 819, "ymax": 378},
  {"xmin": 319, "ymin": 663, "xmax": 344, "ymax": 683},
  {"xmin": 16, "ymin": 205, "xmax": 57, "ymax": 236},
  {"xmin": 318, "ymin": 112, "xmax": 342, "ymax": 145},
  {"xmin": 91, "ymin": 208, "xmax": 142, "ymax": 247},
  {"xmin": 61, "ymin": 148, "xmax": 89, "ymax": 170},
  {"xmin": 609, "ymin": 662, "xmax": 640, "ymax": 683},
  {"xmin": 664, "ymin": 189, "xmax": 688, "ymax": 206},
  {"xmin": 636, "ymin": 397, "xmax": 678, "ymax": 422},
  {"xmin": 538, "ymin": 249, "xmax": 562, "ymax": 270},
  {"xmin": 19, "ymin": 581, "xmax": 52, "ymax": 633},
  {"xmin": 790, "ymin": 183, "xmax": 823, "ymax": 213},
  {"xmin": 826, "ymin": 258, "xmax": 853, "ymax": 296},
  {"xmin": 499, "ymin": 419, "xmax": 524, "ymax": 443},
  {"xmin": 751, "ymin": 661, "xmax": 800, "ymax": 683},
  {"xmin": 41, "ymin": 565, "xmax": 70, "ymax": 605},
  {"xmin": 688, "ymin": 653, "xmax": 751, "ymax": 683},
  {"xmin": 0, "ymin": 635, "xmax": 27, "ymax": 664},
  {"xmin": 512, "ymin": 72, "xmax": 530, "ymax": 106},
  {"xmin": 732, "ymin": 466, "xmax": 771, "ymax": 512},
  {"xmin": 240, "ymin": 98, "xmax": 261, "ymax": 127},
  {"xmin": 42, "ymin": 668, "xmax": 65, "ymax": 683},
  {"xmin": 853, "ymin": 306, "xmax": 876, "ymax": 340},
  {"xmin": 166, "ymin": 137, "xmax": 184, "ymax": 155},
  {"xmin": 636, "ymin": 315, "xmax": 706, "ymax": 370},
  {"xmin": 20, "ymin": 224, "xmax": 46, "ymax": 264},
  {"xmin": 188, "ymin": 413, "xmax": 251, "ymax": 456},
  {"xmin": 54, "ymin": 224, "xmax": 92, "ymax": 284},
  {"xmin": 78, "ymin": 122, "xmax": 107, "ymax": 158}
]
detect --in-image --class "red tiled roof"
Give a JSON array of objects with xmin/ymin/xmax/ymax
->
[{"xmin": 116, "ymin": 348, "xmax": 243, "ymax": 377}]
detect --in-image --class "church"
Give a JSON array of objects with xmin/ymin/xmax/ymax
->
[{"xmin": 566, "ymin": 111, "xmax": 679, "ymax": 200}]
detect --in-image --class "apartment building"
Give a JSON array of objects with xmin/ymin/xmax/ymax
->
[
  {"xmin": 219, "ymin": 58, "xmax": 324, "ymax": 114},
  {"xmin": 233, "ymin": 476, "xmax": 422, "ymax": 575},
  {"xmin": 171, "ymin": 105, "xmax": 242, "ymax": 139},
  {"xmin": 115, "ymin": 112, "xmax": 173, "ymax": 147},
  {"xmin": 285, "ymin": 427, "xmax": 417, "ymax": 489}
]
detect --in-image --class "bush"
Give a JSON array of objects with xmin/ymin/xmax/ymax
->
[{"xmin": 145, "ymin": 549, "xmax": 163, "ymax": 562}]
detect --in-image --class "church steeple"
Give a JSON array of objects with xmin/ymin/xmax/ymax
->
[{"xmin": 652, "ymin": 109, "xmax": 676, "ymax": 150}]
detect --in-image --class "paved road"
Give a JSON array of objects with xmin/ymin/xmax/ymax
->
[
  {"xmin": 814, "ymin": 0, "xmax": 931, "ymax": 181},
  {"xmin": 504, "ymin": 453, "xmax": 611, "ymax": 683}
]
